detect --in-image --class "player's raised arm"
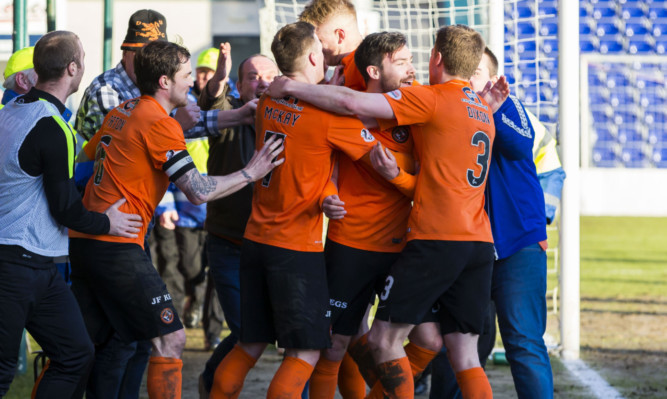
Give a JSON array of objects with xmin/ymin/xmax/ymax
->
[
  {"xmin": 173, "ymin": 135, "xmax": 284, "ymax": 205},
  {"xmin": 266, "ymin": 76, "xmax": 395, "ymax": 120}
]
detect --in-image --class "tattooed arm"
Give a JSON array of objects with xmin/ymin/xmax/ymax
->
[{"xmin": 173, "ymin": 135, "xmax": 285, "ymax": 205}]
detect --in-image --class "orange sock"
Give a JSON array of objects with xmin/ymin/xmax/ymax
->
[
  {"xmin": 403, "ymin": 342, "xmax": 437, "ymax": 378},
  {"xmin": 366, "ymin": 343, "xmax": 437, "ymax": 399},
  {"xmin": 347, "ymin": 333, "xmax": 378, "ymax": 387},
  {"xmin": 309, "ymin": 357, "xmax": 342, "ymax": 399},
  {"xmin": 455, "ymin": 367, "xmax": 492, "ymax": 399},
  {"xmin": 267, "ymin": 356, "xmax": 314, "ymax": 399},
  {"xmin": 210, "ymin": 345, "xmax": 257, "ymax": 399},
  {"xmin": 31, "ymin": 360, "xmax": 50, "ymax": 399},
  {"xmin": 146, "ymin": 356, "xmax": 183, "ymax": 399},
  {"xmin": 374, "ymin": 357, "xmax": 413, "ymax": 399},
  {"xmin": 337, "ymin": 352, "xmax": 366, "ymax": 399}
]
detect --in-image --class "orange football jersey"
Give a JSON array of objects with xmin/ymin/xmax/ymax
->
[
  {"xmin": 244, "ymin": 94, "xmax": 377, "ymax": 252},
  {"xmin": 340, "ymin": 51, "xmax": 367, "ymax": 91},
  {"xmin": 327, "ymin": 125, "xmax": 414, "ymax": 252},
  {"xmin": 379, "ymin": 79, "xmax": 495, "ymax": 243},
  {"xmin": 70, "ymin": 96, "xmax": 186, "ymax": 247}
]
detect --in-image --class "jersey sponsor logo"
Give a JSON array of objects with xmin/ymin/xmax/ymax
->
[
  {"xmin": 117, "ymin": 99, "xmax": 139, "ymax": 116},
  {"xmin": 391, "ymin": 126, "xmax": 409, "ymax": 143},
  {"xmin": 461, "ymin": 86, "xmax": 488, "ymax": 111},
  {"xmin": 330, "ymin": 299, "xmax": 348, "ymax": 309},
  {"xmin": 360, "ymin": 128, "xmax": 376, "ymax": 143},
  {"xmin": 160, "ymin": 308, "xmax": 174, "ymax": 324},
  {"xmin": 387, "ymin": 90, "xmax": 402, "ymax": 100}
]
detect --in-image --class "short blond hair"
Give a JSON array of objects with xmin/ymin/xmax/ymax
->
[
  {"xmin": 434, "ymin": 25, "xmax": 485, "ymax": 80},
  {"xmin": 299, "ymin": 0, "xmax": 357, "ymax": 26}
]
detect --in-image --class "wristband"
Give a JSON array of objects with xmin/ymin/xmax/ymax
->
[{"xmin": 241, "ymin": 169, "xmax": 253, "ymax": 182}]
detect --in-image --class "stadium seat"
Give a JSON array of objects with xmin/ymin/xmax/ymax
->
[
  {"xmin": 618, "ymin": 128, "xmax": 644, "ymax": 144},
  {"xmin": 517, "ymin": 22, "xmax": 536, "ymax": 36},
  {"xmin": 580, "ymin": 35, "xmax": 600, "ymax": 52},
  {"xmin": 614, "ymin": 110, "xmax": 639, "ymax": 125},
  {"xmin": 540, "ymin": 6, "xmax": 557, "ymax": 17},
  {"xmin": 621, "ymin": 5, "xmax": 647, "ymax": 20},
  {"xmin": 599, "ymin": 37, "xmax": 626, "ymax": 54},
  {"xmin": 518, "ymin": 40, "xmax": 537, "ymax": 53},
  {"xmin": 580, "ymin": 20, "xmax": 595, "ymax": 35},
  {"xmin": 645, "ymin": 110, "xmax": 667, "ymax": 126},
  {"xmin": 539, "ymin": 18, "xmax": 558, "ymax": 36},
  {"xmin": 625, "ymin": 22, "xmax": 649, "ymax": 37},
  {"xmin": 606, "ymin": 69, "xmax": 632, "ymax": 88},
  {"xmin": 648, "ymin": 129, "xmax": 667, "ymax": 145},
  {"xmin": 592, "ymin": 143, "xmax": 618, "ymax": 167},
  {"xmin": 541, "ymin": 38, "xmax": 558, "ymax": 54},
  {"xmin": 597, "ymin": 22, "xmax": 620, "ymax": 36},
  {"xmin": 639, "ymin": 93, "xmax": 666, "ymax": 107},
  {"xmin": 593, "ymin": 5, "xmax": 618, "ymax": 20},
  {"xmin": 655, "ymin": 37, "xmax": 667, "ymax": 53},
  {"xmin": 609, "ymin": 89, "xmax": 636, "ymax": 107},
  {"xmin": 513, "ymin": 5, "xmax": 534, "ymax": 19},
  {"xmin": 628, "ymin": 37, "xmax": 655, "ymax": 54},
  {"xmin": 653, "ymin": 22, "xmax": 667, "ymax": 36},
  {"xmin": 649, "ymin": 7, "xmax": 667, "ymax": 20},
  {"xmin": 594, "ymin": 126, "xmax": 617, "ymax": 144},
  {"xmin": 621, "ymin": 146, "xmax": 649, "ymax": 168},
  {"xmin": 651, "ymin": 145, "xmax": 667, "ymax": 168}
]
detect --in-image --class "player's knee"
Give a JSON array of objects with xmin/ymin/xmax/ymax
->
[
  {"xmin": 57, "ymin": 336, "xmax": 95, "ymax": 373},
  {"xmin": 415, "ymin": 332, "xmax": 443, "ymax": 353}
]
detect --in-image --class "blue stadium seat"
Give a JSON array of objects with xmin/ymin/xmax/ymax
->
[
  {"xmin": 590, "ymin": 90, "xmax": 609, "ymax": 106},
  {"xmin": 653, "ymin": 22, "xmax": 667, "ymax": 36},
  {"xmin": 580, "ymin": 21, "xmax": 594, "ymax": 35},
  {"xmin": 521, "ymin": 72, "xmax": 538, "ymax": 86},
  {"xmin": 592, "ymin": 143, "xmax": 618, "ymax": 167},
  {"xmin": 655, "ymin": 37, "xmax": 667, "ymax": 53},
  {"xmin": 597, "ymin": 22, "xmax": 620, "ymax": 36},
  {"xmin": 518, "ymin": 40, "xmax": 537, "ymax": 53},
  {"xmin": 594, "ymin": 126, "xmax": 617, "ymax": 143},
  {"xmin": 592, "ymin": 109, "xmax": 612, "ymax": 124},
  {"xmin": 651, "ymin": 146, "xmax": 667, "ymax": 168},
  {"xmin": 580, "ymin": 5, "xmax": 592, "ymax": 18},
  {"xmin": 649, "ymin": 7, "xmax": 667, "ymax": 20},
  {"xmin": 542, "ymin": 38, "xmax": 558, "ymax": 54},
  {"xmin": 599, "ymin": 37, "xmax": 626, "ymax": 53},
  {"xmin": 607, "ymin": 69, "xmax": 632, "ymax": 88},
  {"xmin": 639, "ymin": 93, "xmax": 666, "ymax": 107},
  {"xmin": 625, "ymin": 22, "xmax": 649, "ymax": 36},
  {"xmin": 539, "ymin": 58, "xmax": 558, "ymax": 72},
  {"xmin": 648, "ymin": 130, "xmax": 667, "ymax": 145},
  {"xmin": 517, "ymin": 22, "xmax": 536, "ymax": 36},
  {"xmin": 628, "ymin": 37, "xmax": 655, "ymax": 54},
  {"xmin": 580, "ymin": 35, "xmax": 600, "ymax": 52},
  {"xmin": 621, "ymin": 5, "xmax": 647, "ymax": 20},
  {"xmin": 514, "ymin": 5, "xmax": 534, "ymax": 18},
  {"xmin": 609, "ymin": 89, "xmax": 636, "ymax": 106},
  {"xmin": 621, "ymin": 146, "xmax": 649, "ymax": 168},
  {"xmin": 645, "ymin": 110, "xmax": 667, "ymax": 126},
  {"xmin": 540, "ymin": 6, "xmax": 558, "ymax": 17},
  {"xmin": 540, "ymin": 18, "xmax": 559, "ymax": 35},
  {"xmin": 618, "ymin": 128, "xmax": 644, "ymax": 144},
  {"xmin": 614, "ymin": 111, "xmax": 639, "ymax": 125},
  {"xmin": 593, "ymin": 5, "xmax": 618, "ymax": 19}
]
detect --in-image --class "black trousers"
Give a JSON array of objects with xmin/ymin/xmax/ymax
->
[{"xmin": 0, "ymin": 245, "xmax": 94, "ymax": 398}]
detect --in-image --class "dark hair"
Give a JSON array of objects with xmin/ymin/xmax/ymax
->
[
  {"xmin": 483, "ymin": 47, "xmax": 499, "ymax": 77},
  {"xmin": 354, "ymin": 31, "xmax": 407, "ymax": 84},
  {"xmin": 434, "ymin": 25, "xmax": 485, "ymax": 80},
  {"xmin": 299, "ymin": 0, "xmax": 357, "ymax": 26},
  {"xmin": 33, "ymin": 31, "xmax": 82, "ymax": 82},
  {"xmin": 134, "ymin": 41, "xmax": 190, "ymax": 96},
  {"xmin": 271, "ymin": 22, "xmax": 317, "ymax": 76}
]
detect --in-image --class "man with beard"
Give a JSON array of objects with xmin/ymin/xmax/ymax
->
[{"xmin": 69, "ymin": 41, "xmax": 284, "ymax": 399}]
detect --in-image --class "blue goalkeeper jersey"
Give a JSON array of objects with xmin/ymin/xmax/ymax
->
[{"xmin": 485, "ymin": 96, "xmax": 547, "ymax": 260}]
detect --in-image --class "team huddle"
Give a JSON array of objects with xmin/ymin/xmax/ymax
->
[{"xmin": 0, "ymin": 1, "xmax": 557, "ymax": 399}]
